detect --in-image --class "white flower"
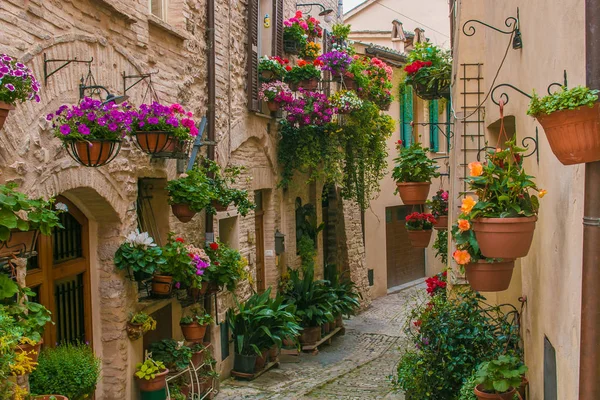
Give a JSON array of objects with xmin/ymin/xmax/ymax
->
[
  {"xmin": 179, "ymin": 173, "xmax": 189, "ymax": 178},
  {"xmin": 55, "ymin": 202, "xmax": 69, "ymax": 212},
  {"xmin": 125, "ymin": 230, "xmax": 156, "ymax": 249}
]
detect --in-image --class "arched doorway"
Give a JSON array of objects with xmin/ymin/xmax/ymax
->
[{"xmin": 26, "ymin": 196, "xmax": 92, "ymax": 346}]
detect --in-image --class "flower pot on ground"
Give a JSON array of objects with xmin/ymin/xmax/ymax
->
[
  {"xmin": 233, "ymin": 353, "xmax": 256, "ymax": 374},
  {"xmin": 254, "ymin": 350, "xmax": 268, "ymax": 371},
  {"xmin": 403, "ymin": 42, "xmax": 451, "ymax": 101},
  {"xmin": 465, "ymin": 259, "xmax": 515, "ymax": 292},
  {"xmin": 528, "ymin": 86, "xmax": 600, "ymax": 165},
  {"xmin": 180, "ymin": 306, "xmax": 213, "ymax": 342},
  {"xmin": 321, "ymin": 322, "xmax": 331, "ymax": 335},
  {"xmin": 299, "ymin": 326, "xmax": 321, "ymax": 345},
  {"xmin": 135, "ymin": 359, "xmax": 169, "ymax": 392},
  {"xmin": 0, "ymin": 54, "xmax": 41, "ymax": 130},
  {"xmin": 152, "ymin": 274, "xmax": 173, "ymax": 295},
  {"xmin": 392, "ymin": 141, "xmax": 440, "ymax": 204},
  {"xmin": 405, "ymin": 212, "xmax": 435, "ymax": 248},
  {"xmin": 472, "ymin": 216, "xmax": 537, "ymax": 259},
  {"xmin": 474, "ymin": 385, "xmax": 517, "ymax": 400},
  {"xmin": 473, "ymin": 355, "xmax": 527, "ymax": 400}
]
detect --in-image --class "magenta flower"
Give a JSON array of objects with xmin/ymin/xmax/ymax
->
[
  {"xmin": 77, "ymin": 124, "xmax": 90, "ymax": 135},
  {"xmin": 59, "ymin": 124, "xmax": 71, "ymax": 135}
]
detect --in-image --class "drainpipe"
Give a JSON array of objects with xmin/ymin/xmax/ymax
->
[
  {"xmin": 579, "ymin": 0, "xmax": 600, "ymax": 397},
  {"xmin": 206, "ymin": 0, "xmax": 216, "ymax": 234},
  {"xmin": 338, "ymin": 0, "xmax": 343, "ymax": 19}
]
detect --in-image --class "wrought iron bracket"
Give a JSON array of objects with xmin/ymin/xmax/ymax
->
[
  {"xmin": 476, "ymin": 128, "xmax": 539, "ymax": 165},
  {"xmin": 43, "ymin": 53, "xmax": 93, "ymax": 86},
  {"xmin": 463, "ymin": 8, "xmax": 522, "ymax": 49},
  {"xmin": 491, "ymin": 70, "xmax": 568, "ymax": 106},
  {"xmin": 122, "ymin": 70, "xmax": 160, "ymax": 103},
  {"xmin": 412, "ymin": 121, "xmax": 455, "ymax": 150}
]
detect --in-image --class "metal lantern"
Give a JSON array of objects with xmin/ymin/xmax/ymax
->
[{"xmin": 275, "ymin": 230, "xmax": 285, "ymax": 255}]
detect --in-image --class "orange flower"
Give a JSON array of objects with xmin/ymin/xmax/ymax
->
[
  {"xmin": 539, "ymin": 189, "xmax": 547, "ymax": 198},
  {"xmin": 468, "ymin": 161, "xmax": 483, "ymax": 177},
  {"xmin": 453, "ymin": 249, "xmax": 471, "ymax": 265},
  {"xmin": 457, "ymin": 219, "xmax": 471, "ymax": 232},
  {"xmin": 460, "ymin": 196, "xmax": 477, "ymax": 215}
]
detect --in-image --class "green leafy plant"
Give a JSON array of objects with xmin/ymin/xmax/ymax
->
[
  {"xmin": 148, "ymin": 339, "xmax": 192, "ymax": 371},
  {"xmin": 475, "ymin": 355, "xmax": 527, "ymax": 394},
  {"xmin": 403, "ymin": 42, "xmax": 452, "ymax": 93},
  {"xmin": 285, "ymin": 60, "xmax": 321, "ymax": 84},
  {"xmin": 30, "ymin": 342, "xmax": 101, "ymax": 400},
  {"xmin": 433, "ymin": 229, "xmax": 448, "ymax": 265},
  {"xmin": 168, "ymin": 385, "xmax": 186, "ymax": 400},
  {"xmin": 114, "ymin": 230, "xmax": 166, "ymax": 277},
  {"xmin": 0, "ymin": 305, "xmax": 26, "ymax": 399},
  {"xmin": 2, "ymin": 284, "xmax": 52, "ymax": 344},
  {"xmin": 129, "ymin": 312, "xmax": 157, "ymax": 332},
  {"xmin": 134, "ymin": 358, "xmax": 166, "ymax": 380},
  {"xmin": 199, "ymin": 158, "xmax": 256, "ymax": 216},
  {"xmin": 426, "ymin": 189, "xmax": 449, "ymax": 218},
  {"xmin": 204, "ymin": 241, "xmax": 248, "ymax": 291},
  {"xmin": 166, "ymin": 168, "xmax": 212, "ymax": 212},
  {"xmin": 331, "ymin": 23, "xmax": 351, "ymax": 41},
  {"xmin": 180, "ymin": 306, "xmax": 213, "ymax": 326},
  {"xmin": 527, "ymin": 86, "xmax": 599, "ymax": 116},
  {"xmin": 392, "ymin": 141, "xmax": 440, "ymax": 183},
  {"xmin": 159, "ymin": 234, "xmax": 192, "ymax": 282},
  {"xmin": 324, "ymin": 268, "xmax": 361, "ymax": 318}
]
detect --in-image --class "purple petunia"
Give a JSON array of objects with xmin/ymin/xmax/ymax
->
[
  {"xmin": 5, "ymin": 84, "xmax": 15, "ymax": 92},
  {"xmin": 77, "ymin": 124, "xmax": 90, "ymax": 135},
  {"xmin": 59, "ymin": 124, "xmax": 71, "ymax": 135}
]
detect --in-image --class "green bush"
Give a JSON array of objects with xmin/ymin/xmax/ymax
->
[{"xmin": 30, "ymin": 342, "xmax": 101, "ymax": 400}]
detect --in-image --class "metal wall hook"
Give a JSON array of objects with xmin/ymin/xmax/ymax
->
[
  {"xmin": 43, "ymin": 53, "xmax": 94, "ymax": 86},
  {"xmin": 491, "ymin": 71, "xmax": 569, "ymax": 106},
  {"xmin": 462, "ymin": 8, "xmax": 520, "ymax": 37}
]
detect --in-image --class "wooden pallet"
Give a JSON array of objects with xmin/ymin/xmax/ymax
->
[
  {"xmin": 301, "ymin": 326, "xmax": 344, "ymax": 353},
  {"xmin": 231, "ymin": 360, "xmax": 279, "ymax": 381}
]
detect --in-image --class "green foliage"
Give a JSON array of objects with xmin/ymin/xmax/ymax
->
[
  {"xmin": 283, "ymin": 24, "xmax": 308, "ymax": 51},
  {"xmin": 169, "ymin": 385, "xmax": 187, "ymax": 400},
  {"xmin": 392, "ymin": 141, "xmax": 440, "ymax": 183},
  {"xmin": 134, "ymin": 359, "xmax": 166, "ymax": 380},
  {"xmin": 180, "ymin": 306, "xmax": 213, "ymax": 325},
  {"xmin": 130, "ymin": 312, "xmax": 157, "ymax": 332},
  {"xmin": 476, "ymin": 355, "xmax": 527, "ymax": 394},
  {"xmin": 160, "ymin": 234, "xmax": 192, "ymax": 282},
  {"xmin": 527, "ymin": 86, "xmax": 599, "ymax": 116},
  {"xmin": 2, "ymin": 285, "xmax": 52, "ymax": 343},
  {"xmin": 0, "ymin": 305, "xmax": 25, "ymax": 398},
  {"xmin": 433, "ymin": 230, "xmax": 448, "ymax": 265},
  {"xmin": 404, "ymin": 42, "xmax": 452, "ymax": 91},
  {"xmin": 30, "ymin": 342, "xmax": 101, "ymax": 400},
  {"xmin": 324, "ymin": 268, "xmax": 361, "ymax": 318},
  {"xmin": 200, "ymin": 158, "xmax": 256, "ymax": 216},
  {"xmin": 332, "ymin": 23, "xmax": 351, "ymax": 40},
  {"xmin": 166, "ymin": 168, "xmax": 212, "ymax": 212},
  {"xmin": 148, "ymin": 339, "xmax": 192, "ymax": 371},
  {"xmin": 204, "ymin": 241, "xmax": 248, "ymax": 291},
  {"xmin": 458, "ymin": 371, "xmax": 479, "ymax": 400},
  {"xmin": 284, "ymin": 62, "xmax": 321, "ymax": 84},
  {"xmin": 114, "ymin": 232, "xmax": 166, "ymax": 276},
  {"xmin": 0, "ymin": 274, "xmax": 18, "ymax": 300},
  {"xmin": 393, "ymin": 291, "xmax": 521, "ymax": 399},
  {"xmin": 295, "ymin": 204, "xmax": 324, "ymax": 253}
]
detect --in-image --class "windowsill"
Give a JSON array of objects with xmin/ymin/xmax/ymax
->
[
  {"xmin": 147, "ymin": 14, "xmax": 191, "ymax": 40},
  {"xmin": 95, "ymin": 0, "xmax": 136, "ymax": 23},
  {"xmin": 253, "ymin": 111, "xmax": 276, "ymax": 120}
]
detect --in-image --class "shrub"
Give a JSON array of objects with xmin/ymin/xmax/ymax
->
[
  {"xmin": 527, "ymin": 85, "xmax": 599, "ymax": 116},
  {"xmin": 30, "ymin": 343, "xmax": 101, "ymax": 400}
]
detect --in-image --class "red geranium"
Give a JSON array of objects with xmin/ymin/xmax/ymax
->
[
  {"xmin": 209, "ymin": 242, "xmax": 219, "ymax": 250},
  {"xmin": 176, "ymin": 237, "xmax": 185, "ymax": 243}
]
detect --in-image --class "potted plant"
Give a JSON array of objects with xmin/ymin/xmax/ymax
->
[
  {"xmin": 404, "ymin": 42, "xmax": 452, "ymax": 100},
  {"xmin": 189, "ymin": 342, "xmax": 208, "ymax": 368},
  {"xmin": 528, "ymin": 85, "xmax": 600, "ymax": 165},
  {"xmin": 153, "ymin": 235, "xmax": 192, "ymax": 296},
  {"xmin": 474, "ymin": 355, "xmax": 528, "ymax": 400},
  {"xmin": 32, "ymin": 396, "xmax": 69, "ymax": 400},
  {"xmin": 126, "ymin": 312, "xmax": 157, "ymax": 341},
  {"xmin": 258, "ymin": 81, "xmax": 292, "ymax": 112},
  {"xmin": 405, "ymin": 212, "xmax": 436, "ymax": 248},
  {"xmin": 318, "ymin": 50, "xmax": 353, "ymax": 79},
  {"xmin": 258, "ymin": 56, "xmax": 290, "ymax": 82},
  {"xmin": 50, "ymin": 97, "xmax": 131, "ymax": 167},
  {"xmin": 357, "ymin": 56, "xmax": 394, "ymax": 109},
  {"xmin": 199, "ymin": 369, "xmax": 219, "ymax": 396},
  {"xmin": 329, "ymin": 90, "xmax": 363, "ymax": 114},
  {"xmin": 168, "ymin": 385, "xmax": 186, "ymax": 400},
  {"xmin": 134, "ymin": 358, "xmax": 169, "ymax": 393},
  {"xmin": 466, "ymin": 139, "xmax": 544, "ymax": 259},
  {"xmin": 200, "ymin": 159, "xmax": 256, "ymax": 216},
  {"xmin": 184, "ymin": 243, "xmax": 211, "ymax": 299},
  {"xmin": 300, "ymin": 42, "xmax": 321, "ymax": 61},
  {"xmin": 426, "ymin": 189, "xmax": 449, "ymax": 230},
  {"xmin": 131, "ymin": 102, "xmax": 198, "ymax": 156},
  {"xmin": 180, "ymin": 306, "xmax": 213, "ymax": 342},
  {"xmin": 0, "ymin": 54, "xmax": 41, "ymax": 130},
  {"xmin": 282, "ymin": 89, "xmax": 336, "ymax": 127},
  {"xmin": 331, "ymin": 23, "xmax": 352, "ymax": 48},
  {"xmin": 29, "ymin": 342, "xmax": 101, "ymax": 400},
  {"xmin": 283, "ymin": 11, "xmax": 309, "ymax": 54},
  {"xmin": 285, "ymin": 60, "xmax": 322, "ymax": 91},
  {"xmin": 114, "ymin": 230, "xmax": 166, "ymax": 282},
  {"xmin": 166, "ymin": 168, "xmax": 212, "ymax": 223},
  {"xmin": 204, "ymin": 241, "xmax": 249, "ymax": 292},
  {"xmin": 392, "ymin": 141, "xmax": 440, "ymax": 204},
  {"xmin": 148, "ymin": 339, "xmax": 192, "ymax": 371}
]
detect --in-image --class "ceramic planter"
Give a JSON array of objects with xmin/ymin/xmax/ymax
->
[
  {"xmin": 299, "ymin": 78, "xmax": 319, "ymax": 91},
  {"xmin": 407, "ymin": 230, "xmax": 433, "ymax": 248},
  {"xmin": 15, "ymin": 339, "xmax": 43, "ymax": 364},
  {"xmin": 136, "ymin": 368, "xmax": 169, "ymax": 392},
  {"xmin": 67, "ymin": 140, "xmax": 121, "ymax": 167},
  {"xmin": 171, "ymin": 203, "xmax": 197, "ymax": 223},
  {"xmin": 299, "ymin": 326, "xmax": 321, "ymax": 345},
  {"xmin": 433, "ymin": 215, "xmax": 448, "ymax": 230},
  {"xmin": 0, "ymin": 229, "xmax": 39, "ymax": 261},
  {"xmin": 0, "ymin": 101, "xmax": 15, "ymax": 130},
  {"xmin": 233, "ymin": 353, "xmax": 257, "ymax": 374},
  {"xmin": 267, "ymin": 101, "xmax": 280, "ymax": 112},
  {"xmin": 180, "ymin": 322, "xmax": 208, "ymax": 342},
  {"xmin": 396, "ymin": 182, "xmax": 431, "ymax": 205},
  {"xmin": 465, "ymin": 259, "xmax": 515, "ymax": 292},
  {"xmin": 472, "ymin": 216, "xmax": 537, "ymax": 259},
  {"xmin": 535, "ymin": 102, "xmax": 600, "ymax": 165},
  {"xmin": 126, "ymin": 322, "xmax": 144, "ymax": 341},
  {"xmin": 151, "ymin": 274, "xmax": 173, "ymax": 296},
  {"xmin": 134, "ymin": 131, "xmax": 170, "ymax": 154},
  {"xmin": 474, "ymin": 384, "xmax": 517, "ymax": 400}
]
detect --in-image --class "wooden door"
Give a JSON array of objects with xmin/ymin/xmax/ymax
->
[
  {"xmin": 26, "ymin": 197, "xmax": 93, "ymax": 346},
  {"xmin": 255, "ymin": 210, "xmax": 265, "ymax": 293},
  {"xmin": 385, "ymin": 206, "xmax": 425, "ymax": 288}
]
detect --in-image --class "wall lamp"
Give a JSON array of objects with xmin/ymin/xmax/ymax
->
[
  {"xmin": 79, "ymin": 83, "xmax": 129, "ymax": 105},
  {"xmin": 296, "ymin": 3, "xmax": 334, "ymax": 22}
]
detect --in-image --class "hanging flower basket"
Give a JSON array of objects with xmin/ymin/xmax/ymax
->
[
  {"xmin": 212, "ymin": 200, "xmax": 229, "ymax": 212},
  {"xmin": 0, "ymin": 101, "xmax": 15, "ymax": 131},
  {"xmin": 465, "ymin": 259, "xmax": 515, "ymax": 292},
  {"xmin": 15, "ymin": 338, "xmax": 43, "ymax": 364},
  {"xmin": 261, "ymin": 70, "xmax": 276, "ymax": 81},
  {"xmin": 433, "ymin": 215, "xmax": 448, "ymax": 230},
  {"xmin": 474, "ymin": 383, "xmax": 518, "ymax": 400},
  {"xmin": 171, "ymin": 203, "xmax": 197, "ymax": 223},
  {"xmin": 407, "ymin": 230, "xmax": 433, "ymax": 248},
  {"xmin": 267, "ymin": 101, "xmax": 280, "ymax": 112},
  {"xmin": 126, "ymin": 322, "xmax": 144, "ymax": 341},
  {"xmin": 396, "ymin": 182, "xmax": 431, "ymax": 205},
  {"xmin": 534, "ymin": 102, "xmax": 600, "ymax": 165},
  {"xmin": 472, "ymin": 217, "xmax": 537, "ymax": 259},
  {"xmin": 413, "ymin": 80, "xmax": 450, "ymax": 101},
  {"xmin": 133, "ymin": 131, "xmax": 171, "ymax": 154},
  {"xmin": 0, "ymin": 229, "xmax": 39, "ymax": 262},
  {"xmin": 65, "ymin": 139, "xmax": 122, "ymax": 167},
  {"xmin": 0, "ymin": 54, "xmax": 41, "ymax": 130},
  {"xmin": 343, "ymin": 75, "xmax": 357, "ymax": 91}
]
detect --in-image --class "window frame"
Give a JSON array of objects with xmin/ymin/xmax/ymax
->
[{"xmin": 149, "ymin": 0, "xmax": 168, "ymax": 21}]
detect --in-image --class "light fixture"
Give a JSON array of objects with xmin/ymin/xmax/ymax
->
[
  {"xmin": 320, "ymin": 9, "xmax": 334, "ymax": 23},
  {"xmin": 79, "ymin": 83, "xmax": 129, "ymax": 105},
  {"xmin": 296, "ymin": 3, "xmax": 335, "ymax": 22}
]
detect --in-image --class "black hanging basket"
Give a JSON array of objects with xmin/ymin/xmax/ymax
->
[
  {"xmin": 284, "ymin": 40, "xmax": 300, "ymax": 55},
  {"xmin": 133, "ymin": 130, "xmax": 172, "ymax": 155},
  {"xmin": 0, "ymin": 229, "xmax": 40, "ymax": 264},
  {"xmin": 64, "ymin": 139, "xmax": 122, "ymax": 167},
  {"xmin": 413, "ymin": 79, "xmax": 451, "ymax": 101}
]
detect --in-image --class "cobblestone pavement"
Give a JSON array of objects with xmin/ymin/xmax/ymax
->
[{"xmin": 216, "ymin": 282, "xmax": 425, "ymax": 400}]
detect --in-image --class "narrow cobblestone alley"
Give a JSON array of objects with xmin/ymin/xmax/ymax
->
[{"xmin": 216, "ymin": 283, "xmax": 425, "ymax": 400}]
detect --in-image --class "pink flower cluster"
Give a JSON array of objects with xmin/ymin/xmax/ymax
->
[
  {"xmin": 283, "ymin": 11, "xmax": 322, "ymax": 38},
  {"xmin": 282, "ymin": 89, "xmax": 336, "ymax": 126},
  {"xmin": 0, "ymin": 54, "xmax": 41, "ymax": 104},
  {"xmin": 134, "ymin": 102, "xmax": 198, "ymax": 137}
]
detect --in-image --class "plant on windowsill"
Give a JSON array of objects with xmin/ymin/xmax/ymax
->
[
  {"xmin": 130, "ymin": 102, "xmax": 198, "ymax": 156},
  {"xmin": 284, "ymin": 60, "xmax": 322, "ymax": 91},
  {"xmin": 403, "ymin": 42, "xmax": 452, "ymax": 100},
  {"xmin": 474, "ymin": 355, "xmax": 527, "ymax": 400},
  {"xmin": 203, "ymin": 241, "xmax": 249, "ymax": 292},
  {"xmin": 166, "ymin": 168, "xmax": 212, "ymax": 223},
  {"xmin": 426, "ymin": 189, "xmax": 449, "ymax": 230},
  {"xmin": 148, "ymin": 339, "xmax": 192, "ymax": 371},
  {"xmin": 180, "ymin": 306, "xmax": 213, "ymax": 342},
  {"xmin": 126, "ymin": 312, "xmax": 157, "ymax": 341},
  {"xmin": 200, "ymin": 158, "xmax": 256, "ymax": 216},
  {"xmin": 114, "ymin": 230, "xmax": 166, "ymax": 282},
  {"xmin": 392, "ymin": 140, "xmax": 440, "ymax": 204},
  {"xmin": 0, "ymin": 54, "xmax": 41, "ymax": 130},
  {"xmin": 134, "ymin": 358, "xmax": 168, "ymax": 393},
  {"xmin": 405, "ymin": 212, "xmax": 436, "ymax": 248},
  {"xmin": 258, "ymin": 56, "xmax": 291, "ymax": 82},
  {"xmin": 527, "ymin": 85, "xmax": 600, "ymax": 164},
  {"xmin": 258, "ymin": 81, "xmax": 292, "ymax": 112}
]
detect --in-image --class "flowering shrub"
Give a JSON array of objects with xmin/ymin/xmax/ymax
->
[
  {"xmin": 50, "ymin": 97, "xmax": 132, "ymax": 142},
  {"xmin": 300, "ymin": 42, "xmax": 321, "ymax": 59},
  {"xmin": 405, "ymin": 212, "xmax": 436, "ymax": 231},
  {"xmin": 132, "ymin": 102, "xmax": 198, "ymax": 140},
  {"xmin": 404, "ymin": 42, "xmax": 452, "ymax": 96},
  {"xmin": 258, "ymin": 81, "xmax": 292, "ymax": 103},
  {"xmin": 318, "ymin": 50, "xmax": 353, "ymax": 76},
  {"xmin": 426, "ymin": 189, "xmax": 449, "ymax": 218},
  {"xmin": 285, "ymin": 59, "xmax": 322, "ymax": 84},
  {"xmin": 425, "ymin": 270, "xmax": 447, "ymax": 297},
  {"xmin": 329, "ymin": 90, "xmax": 362, "ymax": 114},
  {"xmin": 204, "ymin": 241, "xmax": 249, "ymax": 291},
  {"xmin": 0, "ymin": 54, "xmax": 41, "ymax": 105},
  {"xmin": 392, "ymin": 141, "xmax": 440, "ymax": 182},
  {"xmin": 258, "ymin": 56, "xmax": 290, "ymax": 81},
  {"xmin": 282, "ymin": 89, "xmax": 336, "ymax": 126}
]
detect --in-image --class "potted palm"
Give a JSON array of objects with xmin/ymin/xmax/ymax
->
[
  {"xmin": 474, "ymin": 355, "xmax": 527, "ymax": 400},
  {"xmin": 0, "ymin": 54, "xmax": 41, "ymax": 130},
  {"xmin": 166, "ymin": 168, "xmax": 212, "ymax": 223},
  {"xmin": 392, "ymin": 141, "xmax": 440, "ymax": 204},
  {"xmin": 134, "ymin": 358, "xmax": 169, "ymax": 393},
  {"xmin": 114, "ymin": 230, "xmax": 166, "ymax": 282},
  {"xmin": 403, "ymin": 42, "xmax": 452, "ymax": 100},
  {"xmin": 126, "ymin": 312, "xmax": 157, "ymax": 341},
  {"xmin": 427, "ymin": 189, "xmax": 449, "ymax": 230},
  {"xmin": 528, "ymin": 86, "xmax": 600, "ymax": 165},
  {"xmin": 180, "ymin": 307, "xmax": 213, "ymax": 342},
  {"xmin": 405, "ymin": 212, "xmax": 436, "ymax": 248}
]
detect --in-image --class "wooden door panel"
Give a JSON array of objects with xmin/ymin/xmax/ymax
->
[{"xmin": 255, "ymin": 211, "xmax": 265, "ymax": 292}]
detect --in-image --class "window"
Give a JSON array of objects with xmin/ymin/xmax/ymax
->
[
  {"xmin": 400, "ymin": 85, "xmax": 414, "ymax": 146},
  {"xmin": 150, "ymin": 0, "xmax": 167, "ymax": 20},
  {"xmin": 429, "ymin": 100, "xmax": 439, "ymax": 152}
]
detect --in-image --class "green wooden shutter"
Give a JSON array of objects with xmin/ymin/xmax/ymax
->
[
  {"xmin": 400, "ymin": 86, "xmax": 414, "ymax": 147},
  {"xmin": 445, "ymin": 97, "xmax": 452, "ymax": 152},
  {"xmin": 429, "ymin": 100, "xmax": 439, "ymax": 152}
]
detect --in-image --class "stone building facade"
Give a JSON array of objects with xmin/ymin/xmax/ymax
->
[{"xmin": 0, "ymin": 0, "xmax": 368, "ymax": 398}]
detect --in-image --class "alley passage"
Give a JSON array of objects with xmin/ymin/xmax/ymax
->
[{"xmin": 217, "ymin": 284, "xmax": 424, "ymax": 399}]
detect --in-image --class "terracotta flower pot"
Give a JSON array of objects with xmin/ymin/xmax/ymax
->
[
  {"xmin": 267, "ymin": 101, "xmax": 280, "ymax": 112},
  {"xmin": 254, "ymin": 349, "xmax": 268, "ymax": 371},
  {"xmin": 0, "ymin": 101, "xmax": 15, "ymax": 130},
  {"xmin": 0, "ymin": 229, "xmax": 39, "ymax": 260},
  {"xmin": 299, "ymin": 326, "xmax": 321, "ymax": 346},
  {"xmin": 199, "ymin": 377, "xmax": 213, "ymax": 394},
  {"xmin": 134, "ymin": 131, "xmax": 170, "ymax": 154},
  {"xmin": 180, "ymin": 322, "xmax": 208, "ymax": 342},
  {"xmin": 211, "ymin": 200, "xmax": 228, "ymax": 212},
  {"xmin": 322, "ymin": 322, "xmax": 331, "ymax": 335},
  {"xmin": 433, "ymin": 215, "xmax": 448, "ymax": 230},
  {"xmin": 268, "ymin": 344, "xmax": 279, "ymax": 361},
  {"xmin": 518, "ymin": 376, "xmax": 528, "ymax": 400},
  {"xmin": 136, "ymin": 368, "xmax": 169, "ymax": 392},
  {"xmin": 465, "ymin": 259, "xmax": 515, "ymax": 292},
  {"xmin": 126, "ymin": 322, "xmax": 144, "ymax": 341},
  {"xmin": 407, "ymin": 230, "xmax": 433, "ymax": 248},
  {"xmin": 189, "ymin": 281, "xmax": 209, "ymax": 301},
  {"xmin": 260, "ymin": 70, "xmax": 275, "ymax": 81},
  {"xmin": 335, "ymin": 314, "xmax": 343, "ymax": 328},
  {"xmin": 152, "ymin": 274, "xmax": 173, "ymax": 296},
  {"xmin": 71, "ymin": 140, "xmax": 120, "ymax": 167},
  {"xmin": 15, "ymin": 339, "xmax": 43, "ymax": 364},
  {"xmin": 171, "ymin": 203, "xmax": 197, "ymax": 223},
  {"xmin": 191, "ymin": 350, "xmax": 206, "ymax": 368},
  {"xmin": 283, "ymin": 336, "xmax": 297, "ymax": 347},
  {"xmin": 396, "ymin": 182, "xmax": 431, "ymax": 205},
  {"xmin": 535, "ymin": 102, "xmax": 600, "ymax": 165},
  {"xmin": 299, "ymin": 78, "xmax": 319, "ymax": 91},
  {"xmin": 474, "ymin": 384, "xmax": 517, "ymax": 400},
  {"xmin": 472, "ymin": 216, "xmax": 537, "ymax": 259}
]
